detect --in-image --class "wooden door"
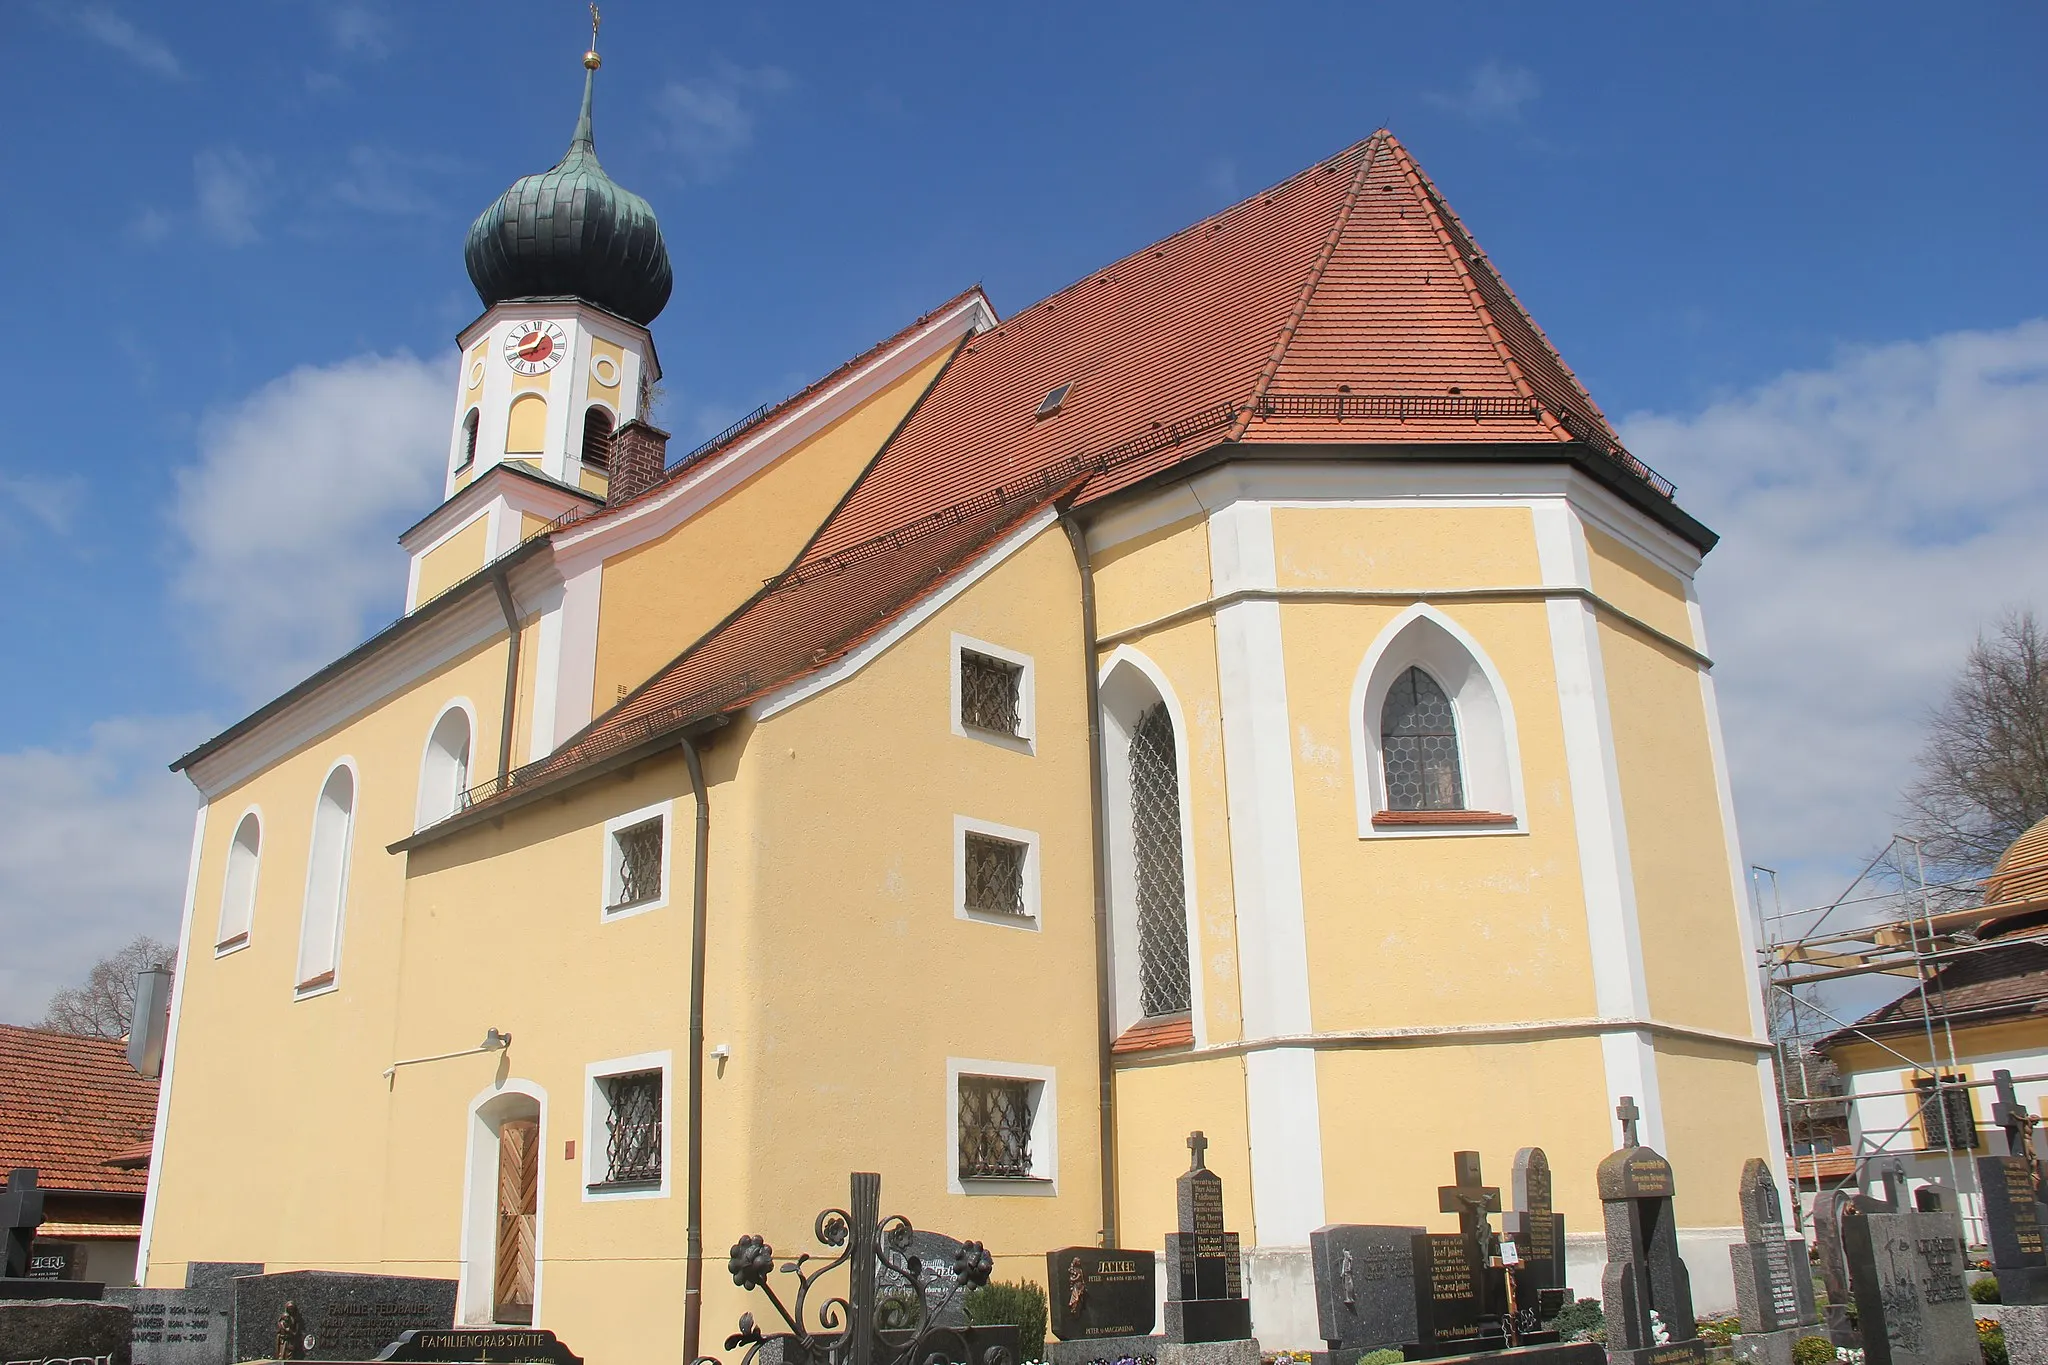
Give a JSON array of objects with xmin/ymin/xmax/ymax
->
[{"xmin": 494, "ymin": 1118, "xmax": 539, "ymax": 1324}]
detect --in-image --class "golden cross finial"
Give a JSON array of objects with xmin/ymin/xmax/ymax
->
[{"xmin": 584, "ymin": 3, "xmax": 602, "ymax": 69}]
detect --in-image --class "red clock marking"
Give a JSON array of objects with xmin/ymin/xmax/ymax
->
[{"xmin": 518, "ymin": 331, "xmax": 554, "ymax": 362}]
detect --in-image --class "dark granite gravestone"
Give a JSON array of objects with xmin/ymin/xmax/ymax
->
[
  {"xmin": 1989, "ymin": 1076, "xmax": 2048, "ymax": 1365},
  {"xmin": 1841, "ymin": 1184, "xmax": 1977, "ymax": 1365},
  {"xmin": 1047, "ymin": 1247, "xmax": 1157, "ymax": 1340},
  {"xmin": 188, "ymin": 1263, "xmax": 265, "ymax": 1291},
  {"xmin": 878, "ymin": 1229, "xmax": 973, "ymax": 1329},
  {"xmin": 371, "ymin": 1327, "xmax": 583, "ymax": 1363},
  {"xmin": 1503, "ymin": 1147, "xmax": 1570, "ymax": 1326},
  {"xmin": 226, "ymin": 1271, "xmax": 457, "ymax": 1362},
  {"xmin": 1726, "ymin": 1158, "xmax": 1819, "ymax": 1365},
  {"xmin": 1599, "ymin": 1097, "xmax": 1706, "ymax": 1365},
  {"xmin": 0, "ymin": 1297, "xmax": 135, "ymax": 1365},
  {"xmin": 110, "ymin": 1284, "xmax": 234, "ymax": 1365},
  {"xmin": 1411, "ymin": 1231, "xmax": 1501, "ymax": 1359},
  {"xmin": 1815, "ymin": 1159, "xmax": 1906, "ymax": 1349},
  {"xmin": 1309, "ymin": 1223, "xmax": 1426, "ymax": 1364},
  {"xmin": 1161, "ymin": 1131, "xmax": 1253, "ymax": 1348},
  {"xmin": 2, "ymin": 1167, "xmax": 48, "ymax": 1279}
]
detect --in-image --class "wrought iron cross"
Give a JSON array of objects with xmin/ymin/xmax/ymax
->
[
  {"xmin": 1188, "ymin": 1130, "xmax": 1209, "ymax": 1171},
  {"xmin": 1615, "ymin": 1096, "xmax": 1642, "ymax": 1148}
]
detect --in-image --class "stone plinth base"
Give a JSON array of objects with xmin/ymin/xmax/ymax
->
[
  {"xmin": 1733, "ymin": 1327, "xmax": 1813, "ymax": 1365},
  {"xmin": 1606, "ymin": 1340, "xmax": 1710, "ymax": 1365},
  {"xmin": 2000, "ymin": 1271, "xmax": 2048, "ymax": 1306},
  {"xmin": 1050, "ymin": 1335, "xmax": 1166, "ymax": 1365},
  {"xmin": 2002, "ymin": 1303, "xmax": 2048, "ymax": 1365},
  {"xmin": 1165, "ymin": 1298, "xmax": 1253, "ymax": 1344},
  {"xmin": 1427, "ymin": 1343, "xmax": 1605, "ymax": 1365},
  {"xmin": 1158, "ymin": 1340, "xmax": 1260, "ymax": 1365},
  {"xmin": 1308, "ymin": 1350, "xmax": 1364, "ymax": 1365},
  {"xmin": 0, "ymin": 1299, "xmax": 133, "ymax": 1365}
]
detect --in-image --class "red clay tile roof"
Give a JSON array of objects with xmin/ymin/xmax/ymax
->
[
  {"xmin": 1832, "ymin": 938, "xmax": 2048, "ymax": 1046},
  {"xmin": 419, "ymin": 130, "xmax": 1697, "ymax": 835},
  {"xmin": 0, "ymin": 1024, "xmax": 157, "ymax": 1195},
  {"xmin": 1111, "ymin": 1015, "xmax": 1195, "ymax": 1055}
]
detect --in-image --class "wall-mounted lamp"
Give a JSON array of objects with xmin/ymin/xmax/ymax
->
[{"xmin": 383, "ymin": 1028, "xmax": 514, "ymax": 1083}]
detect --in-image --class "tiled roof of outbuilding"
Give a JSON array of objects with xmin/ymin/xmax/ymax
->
[{"xmin": 0, "ymin": 1024, "xmax": 156, "ymax": 1195}]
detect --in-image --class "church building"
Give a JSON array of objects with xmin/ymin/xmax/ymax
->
[{"xmin": 140, "ymin": 34, "xmax": 1781, "ymax": 1365}]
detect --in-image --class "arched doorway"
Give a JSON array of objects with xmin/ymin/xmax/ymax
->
[{"xmin": 462, "ymin": 1085, "xmax": 545, "ymax": 1325}]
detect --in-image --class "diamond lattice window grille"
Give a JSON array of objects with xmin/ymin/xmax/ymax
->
[
  {"xmin": 1130, "ymin": 702, "xmax": 1191, "ymax": 1018},
  {"xmin": 964, "ymin": 833, "xmax": 1028, "ymax": 918},
  {"xmin": 1914, "ymin": 1075, "xmax": 1981, "ymax": 1152},
  {"xmin": 958, "ymin": 1075, "xmax": 1035, "ymax": 1179},
  {"xmin": 960, "ymin": 651, "xmax": 1023, "ymax": 736},
  {"xmin": 609, "ymin": 817, "xmax": 664, "ymax": 911},
  {"xmin": 602, "ymin": 1070, "xmax": 663, "ymax": 1183},
  {"xmin": 1380, "ymin": 667, "xmax": 1465, "ymax": 812}
]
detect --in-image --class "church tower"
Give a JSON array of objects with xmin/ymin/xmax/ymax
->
[{"xmin": 442, "ymin": 28, "xmax": 670, "ymax": 504}]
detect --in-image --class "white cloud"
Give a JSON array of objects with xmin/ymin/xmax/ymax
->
[
  {"xmin": 321, "ymin": 2, "xmax": 394, "ymax": 58},
  {"xmin": 171, "ymin": 353, "xmax": 451, "ymax": 701},
  {"xmin": 0, "ymin": 716, "xmax": 207, "ymax": 1025},
  {"xmin": 55, "ymin": 3, "xmax": 186, "ymax": 79},
  {"xmin": 326, "ymin": 145, "xmax": 455, "ymax": 218},
  {"xmin": 1620, "ymin": 319, "xmax": 2048, "ymax": 917},
  {"xmin": 652, "ymin": 63, "xmax": 793, "ymax": 180},
  {"xmin": 1426, "ymin": 60, "xmax": 1540, "ymax": 123},
  {"xmin": 194, "ymin": 147, "xmax": 272, "ymax": 246}
]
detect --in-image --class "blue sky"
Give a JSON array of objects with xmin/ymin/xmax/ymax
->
[{"xmin": 3, "ymin": 1, "xmax": 2045, "ymax": 1019}]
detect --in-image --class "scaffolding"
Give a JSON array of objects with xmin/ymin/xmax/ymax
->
[{"xmin": 1757, "ymin": 834, "xmax": 2048, "ymax": 1246}]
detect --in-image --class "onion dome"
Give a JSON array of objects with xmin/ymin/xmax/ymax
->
[
  {"xmin": 1986, "ymin": 816, "xmax": 2048, "ymax": 906},
  {"xmin": 463, "ymin": 54, "xmax": 672, "ymax": 326}
]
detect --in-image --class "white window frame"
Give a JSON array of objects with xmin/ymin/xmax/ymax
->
[
  {"xmin": 598, "ymin": 799, "xmax": 673, "ymax": 921},
  {"xmin": 582, "ymin": 1050, "xmax": 673, "ymax": 1202},
  {"xmin": 1349, "ymin": 605, "xmax": 1527, "ymax": 838},
  {"xmin": 945, "ymin": 1057, "xmax": 1058, "ymax": 1196},
  {"xmin": 953, "ymin": 815, "xmax": 1041, "ymax": 932},
  {"xmin": 295, "ymin": 758, "xmax": 358, "ymax": 1000},
  {"xmin": 950, "ymin": 633, "xmax": 1035, "ymax": 754},
  {"xmin": 215, "ymin": 806, "xmax": 263, "ymax": 957},
  {"xmin": 416, "ymin": 698, "xmax": 478, "ymax": 832}
]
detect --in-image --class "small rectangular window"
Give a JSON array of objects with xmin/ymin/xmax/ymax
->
[
  {"xmin": 958, "ymin": 1075, "xmax": 1036, "ymax": 1179},
  {"xmin": 1915, "ymin": 1074, "xmax": 1980, "ymax": 1151},
  {"xmin": 964, "ymin": 833, "xmax": 1028, "ymax": 919},
  {"xmin": 599, "ymin": 1070, "xmax": 664, "ymax": 1185},
  {"xmin": 1035, "ymin": 382, "xmax": 1073, "ymax": 420},
  {"xmin": 960, "ymin": 651, "xmax": 1024, "ymax": 736},
  {"xmin": 608, "ymin": 817, "xmax": 664, "ymax": 912}
]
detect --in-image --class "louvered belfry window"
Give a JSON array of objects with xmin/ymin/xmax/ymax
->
[
  {"xmin": 609, "ymin": 817, "xmax": 664, "ymax": 911},
  {"xmin": 1914, "ymin": 1074, "xmax": 1981, "ymax": 1151},
  {"xmin": 958, "ymin": 1075, "xmax": 1034, "ymax": 1178},
  {"xmin": 1380, "ymin": 667, "xmax": 1465, "ymax": 812},
  {"xmin": 960, "ymin": 651, "xmax": 1023, "ymax": 736},
  {"xmin": 602, "ymin": 1070, "xmax": 663, "ymax": 1184},
  {"xmin": 1131, "ymin": 703, "xmax": 1191, "ymax": 1017},
  {"xmin": 964, "ymin": 833, "xmax": 1028, "ymax": 918}
]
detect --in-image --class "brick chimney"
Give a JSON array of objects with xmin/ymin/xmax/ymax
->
[{"xmin": 607, "ymin": 420, "xmax": 670, "ymax": 505}]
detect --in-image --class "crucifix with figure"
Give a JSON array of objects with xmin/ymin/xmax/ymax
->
[
  {"xmin": 1439, "ymin": 1152, "xmax": 1504, "ymax": 1324},
  {"xmin": 1994, "ymin": 1069, "xmax": 2045, "ymax": 1193}
]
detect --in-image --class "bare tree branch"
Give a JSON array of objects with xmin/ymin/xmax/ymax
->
[{"xmin": 40, "ymin": 935, "xmax": 177, "ymax": 1039}]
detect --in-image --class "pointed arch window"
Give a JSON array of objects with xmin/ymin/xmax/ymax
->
[
  {"xmin": 1380, "ymin": 667, "xmax": 1464, "ymax": 812},
  {"xmin": 216, "ymin": 812, "xmax": 261, "ymax": 953},
  {"xmin": 297, "ymin": 764, "xmax": 356, "ymax": 995},
  {"xmin": 1130, "ymin": 703, "xmax": 1191, "ymax": 1018},
  {"xmin": 457, "ymin": 408, "xmax": 480, "ymax": 472},
  {"xmin": 581, "ymin": 406, "xmax": 615, "ymax": 472}
]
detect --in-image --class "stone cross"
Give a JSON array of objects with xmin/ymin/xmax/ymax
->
[
  {"xmin": 1188, "ymin": 1131, "xmax": 1209, "ymax": 1171},
  {"xmin": 1617, "ymin": 1096, "xmax": 1642, "ymax": 1148},
  {"xmin": 0, "ymin": 1168, "xmax": 46, "ymax": 1279}
]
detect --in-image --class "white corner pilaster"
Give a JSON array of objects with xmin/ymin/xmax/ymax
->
[
  {"xmin": 1207, "ymin": 498, "xmax": 1326, "ymax": 1246},
  {"xmin": 136, "ymin": 801, "xmax": 207, "ymax": 1284},
  {"xmin": 1533, "ymin": 498, "xmax": 1665, "ymax": 1149}
]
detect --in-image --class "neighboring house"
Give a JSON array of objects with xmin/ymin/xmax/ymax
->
[
  {"xmin": 141, "ymin": 35, "xmax": 1780, "ymax": 1361},
  {"xmin": 0, "ymin": 1022, "xmax": 158, "ymax": 1286},
  {"xmin": 1823, "ymin": 816, "xmax": 2048, "ymax": 1242}
]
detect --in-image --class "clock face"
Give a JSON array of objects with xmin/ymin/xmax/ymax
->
[{"xmin": 504, "ymin": 321, "xmax": 568, "ymax": 376}]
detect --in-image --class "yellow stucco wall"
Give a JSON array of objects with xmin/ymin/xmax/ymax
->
[
  {"xmin": 414, "ymin": 516, "xmax": 491, "ymax": 607},
  {"xmin": 592, "ymin": 350, "xmax": 952, "ymax": 710},
  {"xmin": 1583, "ymin": 526, "xmax": 1696, "ymax": 646},
  {"xmin": 1091, "ymin": 515, "xmax": 1209, "ymax": 638},
  {"xmin": 1655, "ymin": 1040, "xmax": 1765, "ymax": 1226},
  {"xmin": 585, "ymin": 337, "xmax": 625, "ymax": 405},
  {"xmin": 1273, "ymin": 506, "xmax": 1543, "ymax": 590},
  {"xmin": 506, "ymin": 393, "xmax": 547, "ymax": 455},
  {"xmin": 1113, "ymin": 1056, "xmax": 1251, "ymax": 1250}
]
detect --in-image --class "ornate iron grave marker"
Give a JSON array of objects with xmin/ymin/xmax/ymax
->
[{"xmin": 695, "ymin": 1172, "xmax": 1008, "ymax": 1365}]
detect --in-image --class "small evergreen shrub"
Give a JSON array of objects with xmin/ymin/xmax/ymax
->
[
  {"xmin": 1972, "ymin": 1275, "xmax": 2003, "ymax": 1303},
  {"xmin": 966, "ymin": 1279, "xmax": 1049, "ymax": 1365},
  {"xmin": 1359, "ymin": 1351, "xmax": 1405, "ymax": 1365},
  {"xmin": 1979, "ymin": 1319, "xmax": 2008, "ymax": 1365},
  {"xmin": 1794, "ymin": 1337, "xmax": 1838, "ymax": 1365},
  {"xmin": 1550, "ymin": 1299, "xmax": 1606, "ymax": 1343}
]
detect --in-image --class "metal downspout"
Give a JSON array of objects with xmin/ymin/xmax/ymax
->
[
  {"xmin": 681, "ymin": 734, "xmax": 711, "ymax": 1362},
  {"xmin": 1062, "ymin": 511, "xmax": 1119, "ymax": 1248},
  {"xmin": 490, "ymin": 566, "xmax": 521, "ymax": 782}
]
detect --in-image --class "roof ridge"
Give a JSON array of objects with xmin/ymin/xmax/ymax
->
[{"xmin": 1230, "ymin": 131, "xmax": 1387, "ymax": 440}]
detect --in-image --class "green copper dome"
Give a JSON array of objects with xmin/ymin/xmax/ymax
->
[{"xmin": 464, "ymin": 64, "xmax": 672, "ymax": 326}]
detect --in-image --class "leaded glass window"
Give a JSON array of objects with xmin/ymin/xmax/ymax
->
[
  {"xmin": 958, "ymin": 1075, "xmax": 1035, "ymax": 1178},
  {"xmin": 601, "ymin": 1070, "xmax": 663, "ymax": 1184},
  {"xmin": 960, "ymin": 651, "xmax": 1023, "ymax": 736},
  {"xmin": 964, "ymin": 833, "xmax": 1028, "ymax": 918},
  {"xmin": 609, "ymin": 817, "xmax": 664, "ymax": 911},
  {"xmin": 1380, "ymin": 667, "xmax": 1465, "ymax": 812},
  {"xmin": 1131, "ymin": 703, "xmax": 1191, "ymax": 1017}
]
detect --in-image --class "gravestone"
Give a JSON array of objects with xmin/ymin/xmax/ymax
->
[
  {"xmin": 1983, "ymin": 1074, "xmax": 2048, "ymax": 1314},
  {"xmin": 1412, "ymin": 1230, "xmax": 1499, "ymax": 1359},
  {"xmin": 29, "ymin": 1242, "xmax": 81, "ymax": 1279},
  {"xmin": 1726, "ymin": 1158, "xmax": 1819, "ymax": 1365},
  {"xmin": 226, "ymin": 1270, "xmax": 457, "ymax": 1362},
  {"xmin": 0, "ymin": 1297, "xmax": 135, "ymax": 1365},
  {"xmin": 1813, "ymin": 1158, "xmax": 1906, "ymax": 1348},
  {"xmin": 2, "ymin": 1167, "xmax": 48, "ymax": 1279},
  {"xmin": 1047, "ymin": 1247, "xmax": 1157, "ymax": 1339},
  {"xmin": 1503, "ymin": 1147, "xmax": 1570, "ymax": 1327},
  {"xmin": 372, "ymin": 1327, "xmax": 583, "ymax": 1363},
  {"xmin": 1309, "ymin": 1224, "xmax": 1425, "ymax": 1365},
  {"xmin": 110, "ymin": 1283, "xmax": 234, "ymax": 1365},
  {"xmin": 189, "ymin": 1263, "xmax": 265, "ymax": 1291},
  {"xmin": 1161, "ymin": 1131, "xmax": 1254, "ymax": 1358},
  {"xmin": 879, "ymin": 1229, "xmax": 973, "ymax": 1329},
  {"xmin": 1598, "ymin": 1097, "xmax": 1706, "ymax": 1365},
  {"xmin": 1841, "ymin": 1184, "xmax": 1976, "ymax": 1365}
]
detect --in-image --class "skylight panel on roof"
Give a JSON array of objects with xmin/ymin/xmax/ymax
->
[{"xmin": 1035, "ymin": 382, "xmax": 1073, "ymax": 420}]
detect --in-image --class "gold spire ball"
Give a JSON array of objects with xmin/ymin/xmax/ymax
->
[{"xmin": 585, "ymin": 3, "xmax": 602, "ymax": 69}]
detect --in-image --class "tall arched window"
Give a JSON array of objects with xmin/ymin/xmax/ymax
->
[
  {"xmin": 216, "ymin": 812, "xmax": 261, "ymax": 952},
  {"xmin": 417, "ymin": 705, "xmax": 473, "ymax": 830},
  {"xmin": 581, "ymin": 406, "xmax": 615, "ymax": 472},
  {"xmin": 297, "ymin": 764, "xmax": 356, "ymax": 993},
  {"xmin": 1130, "ymin": 703, "xmax": 1191, "ymax": 1017},
  {"xmin": 1380, "ymin": 666, "xmax": 1464, "ymax": 812},
  {"xmin": 456, "ymin": 408, "xmax": 480, "ymax": 471}
]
